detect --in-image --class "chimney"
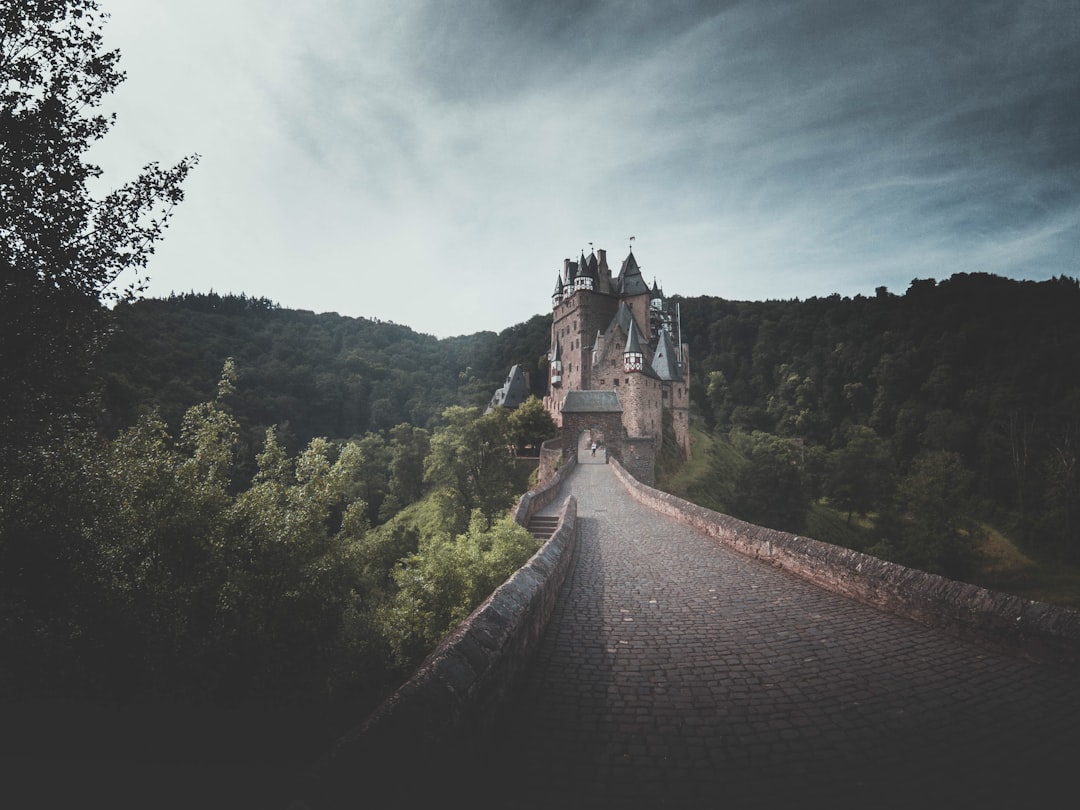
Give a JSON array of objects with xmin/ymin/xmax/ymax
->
[{"xmin": 597, "ymin": 249, "xmax": 611, "ymax": 293}]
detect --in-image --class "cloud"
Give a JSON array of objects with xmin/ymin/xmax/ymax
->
[{"xmin": 90, "ymin": 0, "xmax": 1080, "ymax": 335}]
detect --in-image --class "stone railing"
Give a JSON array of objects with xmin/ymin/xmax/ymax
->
[
  {"xmin": 610, "ymin": 458, "xmax": 1080, "ymax": 668},
  {"xmin": 535, "ymin": 435, "xmax": 568, "ymax": 488},
  {"xmin": 303, "ymin": 493, "xmax": 578, "ymax": 809},
  {"xmin": 512, "ymin": 445, "xmax": 576, "ymax": 525}
]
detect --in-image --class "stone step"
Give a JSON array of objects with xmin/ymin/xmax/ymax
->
[{"xmin": 527, "ymin": 515, "xmax": 560, "ymax": 540}]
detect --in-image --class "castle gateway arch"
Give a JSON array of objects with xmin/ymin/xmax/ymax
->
[{"xmin": 560, "ymin": 390, "xmax": 623, "ymax": 463}]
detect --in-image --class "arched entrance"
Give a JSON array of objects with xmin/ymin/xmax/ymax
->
[
  {"xmin": 560, "ymin": 390, "xmax": 624, "ymax": 465},
  {"xmin": 577, "ymin": 429, "xmax": 607, "ymax": 463}
]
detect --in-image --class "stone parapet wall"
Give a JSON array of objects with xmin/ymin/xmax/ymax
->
[
  {"xmin": 534, "ymin": 436, "xmax": 568, "ymax": 490},
  {"xmin": 609, "ymin": 459, "xmax": 1080, "ymax": 668},
  {"xmin": 305, "ymin": 494, "xmax": 578, "ymax": 809}
]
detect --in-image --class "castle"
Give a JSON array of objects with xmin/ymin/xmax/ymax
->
[{"xmin": 543, "ymin": 246, "xmax": 691, "ymax": 484}]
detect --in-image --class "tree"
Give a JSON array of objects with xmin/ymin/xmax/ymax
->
[
  {"xmin": 507, "ymin": 395, "xmax": 556, "ymax": 454},
  {"xmin": 387, "ymin": 423, "xmax": 431, "ymax": 507},
  {"xmin": 730, "ymin": 430, "xmax": 810, "ymax": 533},
  {"xmin": 377, "ymin": 514, "xmax": 538, "ymax": 668},
  {"xmin": 1, "ymin": 0, "xmax": 197, "ymax": 454},
  {"xmin": 424, "ymin": 406, "xmax": 520, "ymax": 530},
  {"xmin": 826, "ymin": 425, "xmax": 895, "ymax": 523},
  {"xmin": 875, "ymin": 450, "xmax": 982, "ymax": 578}
]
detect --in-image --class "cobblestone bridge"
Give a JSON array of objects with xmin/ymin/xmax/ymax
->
[{"xmin": 480, "ymin": 456, "xmax": 1080, "ymax": 809}]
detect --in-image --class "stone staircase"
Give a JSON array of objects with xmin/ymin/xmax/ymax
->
[{"xmin": 526, "ymin": 514, "xmax": 560, "ymax": 540}]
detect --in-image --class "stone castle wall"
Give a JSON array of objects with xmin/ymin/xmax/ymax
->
[{"xmin": 621, "ymin": 437, "xmax": 657, "ymax": 487}]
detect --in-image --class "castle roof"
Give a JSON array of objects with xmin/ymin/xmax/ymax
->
[
  {"xmin": 561, "ymin": 389, "xmax": 623, "ymax": 413},
  {"xmin": 613, "ymin": 301, "xmax": 636, "ymax": 335},
  {"xmin": 616, "ymin": 250, "xmax": 650, "ymax": 296},
  {"xmin": 651, "ymin": 329, "xmax": 680, "ymax": 381},
  {"xmin": 624, "ymin": 321, "xmax": 644, "ymax": 356},
  {"xmin": 485, "ymin": 364, "xmax": 529, "ymax": 413},
  {"xmin": 578, "ymin": 252, "xmax": 598, "ymax": 281},
  {"xmin": 623, "ymin": 319, "xmax": 663, "ymax": 380}
]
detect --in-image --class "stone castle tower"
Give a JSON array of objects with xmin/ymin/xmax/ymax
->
[{"xmin": 543, "ymin": 246, "xmax": 691, "ymax": 483}]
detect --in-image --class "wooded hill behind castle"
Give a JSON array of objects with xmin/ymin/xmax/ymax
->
[{"xmin": 99, "ymin": 271, "xmax": 1080, "ymax": 567}]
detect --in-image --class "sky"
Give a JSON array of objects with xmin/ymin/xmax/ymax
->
[{"xmin": 90, "ymin": 0, "xmax": 1080, "ymax": 338}]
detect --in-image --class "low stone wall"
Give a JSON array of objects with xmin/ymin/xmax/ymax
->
[
  {"xmin": 536, "ymin": 435, "xmax": 567, "ymax": 488},
  {"xmin": 305, "ymin": 494, "xmax": 578, "ymax": 809},
  {"xmin": 609, "ymin": 459, "xmax": 1080, "ymax": 668},
  {"xmin": 513, "ymin": 448, "xmax": 576, "ymax": 525}
]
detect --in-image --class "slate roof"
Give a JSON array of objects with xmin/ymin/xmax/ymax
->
[
  {"xmin": 485, "ymin": 364, "xmax": 530, "ymax": 412},
  {"xmin": 651, "ymin": 329, "xmax": 680, "ymax": 381},
  {"xmin": 613, "ymin": 301, "xmax": 636, "ymax": 335},
  {"xmin": 624, "ymin": 320, "xmax": 645, "ymax": 356},
  {"xmin": 578, "ymin": 252, "xmax": 598, "ymax": 282},
  {"xmin": 561, "ymin": 390, "xmax": 623, "ymax": 413},
  {"xmin": 616, "ymin": 250, "xmax": 650, "ymax": 296}
]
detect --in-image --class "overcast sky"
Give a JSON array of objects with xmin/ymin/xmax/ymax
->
[{"xmin": 91, "ymin": 0, "xmax": 1080, "ymax": 337}]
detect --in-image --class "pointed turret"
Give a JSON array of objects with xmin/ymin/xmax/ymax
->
[
  {"xmin": 623, "ymin": 321, "xmax": 645, "ymax": 373},
  {"xmin": 552, "ymin": 274, "xmax": 563, "ymax": 309},
  {"xmin": 550, "ymin": 339, "xmax": 562, "ymax": 386},
  {"xmin": 575, "ymin": 251, "xmax": 596, "ymax": 292},
  {"xmin": 616, "ymin": 249, "xmax": 649, "ymax": 296},
  {"xmin": 651, "ymin": 329, "xmax": 680, "ymax": 381}
]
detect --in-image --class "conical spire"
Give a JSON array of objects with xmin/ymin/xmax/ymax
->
[{"xmin": 623, "ymin": 320, "xmax": 644, "ymax": 373}]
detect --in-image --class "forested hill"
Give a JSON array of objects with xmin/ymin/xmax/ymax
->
[
  {"xmin": 101, "ymin": 275, "xmax": 1080, "ymax": 562},
  {"xmin": 674, "ymin": 272, "xmax": 1080, "ymax": 561},
  {"xmin": 98, "ymin": 292, "xmax": 553, "ymax": 452}
]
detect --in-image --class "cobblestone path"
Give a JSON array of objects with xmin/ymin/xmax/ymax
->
[{"xmin": 487, "ymin": 461, "xmax": 1080, "ymax": 809}]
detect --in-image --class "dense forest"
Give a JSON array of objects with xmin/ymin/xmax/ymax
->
[
  {"xmin": 3, "ymin": 293, "xmax": 559, "ymax": 707},
  {"xmin": 99, "ymin": 292, "xmax": 552, "ymax": 456},
  {"xmin": 671, "ymin": 272, "xmax": 1080, "ymax": 579},
  {"xmin": 9, "ymin": 273, "xmax": 1080, "ymax": 715}
]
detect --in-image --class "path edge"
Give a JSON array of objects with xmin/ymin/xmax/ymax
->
[{"xmin": 609, "ymin": 458, "xmax": 1080, "ymax": 669}]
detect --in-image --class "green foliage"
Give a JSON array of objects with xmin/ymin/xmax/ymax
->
[
  {"xmin": 728, "ymin": 430, "xmax": 811, "ymax": 533},
  {"xmin": 677, "ymin": 273, "xmax": 1080, "ymax": 561},
  {"xmin": 507, "ymin": 395, "xmax": 558, "ymax": 453},
  {"xmin": 870, "ymin": 450, "xmax": 983, "ymax": 578},
  {"xmin": 825, "ymin": 425, "xmax": 895, "ymax": 522},
  {"xmin": 424, "ymin": 406, "xmax": 527, "ymax": 531},
  {"xmin": 0, "ymin": 0, "xmax": 196, "ymax": 456},
  {"xmin": 95, "ymin": 296, "xmax": 553, "ymax": 471},
  {"xmin": 1, "ymin": 365, "xmax": 542, "ymax": 705},
  {"xmin": 377, "ymin": 513, "xmax": 539, "ymax": 667}
]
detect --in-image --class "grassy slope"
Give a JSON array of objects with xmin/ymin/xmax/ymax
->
[{"xmin": 657, "ymin": 423, "xmax": 1080, "ymax": 610}]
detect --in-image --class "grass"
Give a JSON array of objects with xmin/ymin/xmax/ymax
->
[
  {"xmin": 969, "ymin": 525, "xmax": 1080, "ymax": 610},
  {"xmin": 657, "ymin": 421, "xmax": 715, "ymax": 499},
  {"xmin": 657, "ymin": 421, "xmax": 740, "ymax": 514}
]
